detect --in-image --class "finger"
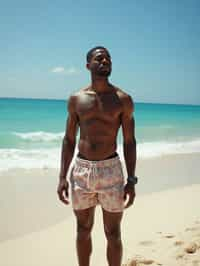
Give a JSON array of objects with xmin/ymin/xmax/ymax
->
[
  {"xmin": 58, "ymin": 189, "xmax": 69, "ymax": 205},
  {"xmin": 64, "ymin": 186, "xmax": 69, "ymax": 198},
  {"xmin": 59, "ymin": 194, "xmax": 69, "ymax": 205},
  {"xmin": 124, "ymin": 194, "xmax": 135, "ymax": 208},
  {"xmin": 124, "ymin": 199, "xmax": 133, "ymax": 209}
]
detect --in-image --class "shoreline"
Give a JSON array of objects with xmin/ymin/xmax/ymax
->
[{"xmin": 1, "ymin": 140, "xmax": 200, "ymax": 171}]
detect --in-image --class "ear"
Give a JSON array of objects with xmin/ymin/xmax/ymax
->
[{"xmin": 86, "ymin": 63, "xmax": 90, "ymax": 70}]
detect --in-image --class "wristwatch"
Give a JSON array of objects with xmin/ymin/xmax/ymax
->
[{"xmin": 127, "ymin": 176, "xmax": 138, "ymax": 185}]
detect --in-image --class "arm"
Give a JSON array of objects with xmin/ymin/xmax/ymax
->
[
  {"xmin": 57, "ymin": 96, "xmax": 79, "ymax": 204},
  {"xmin": 121, "ymin": 94, "xmax": 137, "ymax": 208}
]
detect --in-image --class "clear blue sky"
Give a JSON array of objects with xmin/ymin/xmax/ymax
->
[{"xmin": 1, "ymin": 0, "xmax": 200, "ymax": 104}]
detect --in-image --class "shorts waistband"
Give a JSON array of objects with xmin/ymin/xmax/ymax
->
[{"xmin": 75, "ymin": 155, "xmax": 121, "ymax": 168}]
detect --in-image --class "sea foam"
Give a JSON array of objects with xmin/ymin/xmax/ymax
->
[
  {"xmin": 13, "ymin": 131, "xmax": 64, "ymax": 142},
  {"xmin": 0, "ymin": 139, "xmax": 200, "ymax": 172}
]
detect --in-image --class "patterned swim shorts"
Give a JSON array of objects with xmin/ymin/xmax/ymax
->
[{"xmin": 70, "ymin": 155, "xmax": 125, "ymax": 213}]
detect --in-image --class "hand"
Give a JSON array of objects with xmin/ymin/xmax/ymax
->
[
  {"xmin": 57, "ymin": 178, "xmax": 69, "ymax": 205},
  {"xmin": 124, "ymin": 182, "xmax": 136, "ymax": 209}
]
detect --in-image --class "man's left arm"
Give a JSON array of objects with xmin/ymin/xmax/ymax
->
[{"xmin": 121, "ymin": 94, "xmax": 137, "ymax": 208}]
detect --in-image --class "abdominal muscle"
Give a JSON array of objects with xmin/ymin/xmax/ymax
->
[
  {"xmin": 77, "ymin": 114, "xmax": 121, "ymax": 160},
  {"xmin": 78, "ymin": 137, "xmax": 117, "ymax": 161}
]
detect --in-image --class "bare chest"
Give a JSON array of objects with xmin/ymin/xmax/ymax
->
[{"xmin": 76, "ymin": 93, "xmax": 122, "ymax": 121}]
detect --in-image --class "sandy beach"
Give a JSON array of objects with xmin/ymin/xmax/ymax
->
[{"xmin": 0, "ymin": 153, "xmax": 200, "ymax": 266}]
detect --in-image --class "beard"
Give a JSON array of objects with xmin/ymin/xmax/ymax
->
[{"xmin": 96, "ymin": 66, "xmax": 111, "ymax": 77}]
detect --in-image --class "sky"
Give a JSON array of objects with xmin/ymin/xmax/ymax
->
[{"xmin": 0, "ymin": 0, "xmax": 200, "ymax": 105}]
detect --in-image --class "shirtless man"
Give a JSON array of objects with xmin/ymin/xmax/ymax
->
[{"xmin": 57, "ymin": 46, "xmax": 137, "ymax": 266}]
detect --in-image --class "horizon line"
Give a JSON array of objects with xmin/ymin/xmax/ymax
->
[{"xmin": 0, "ymin": 96, "xmax": 199, "ymax": 107}]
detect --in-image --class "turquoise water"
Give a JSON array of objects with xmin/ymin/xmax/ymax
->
[
  {"xmin": 135, "ymin": 102, "xmax": 200, "ymax": 142},
  {"xmin": 0, "ymin": 98, "xmax": 200, "ymax": 170},
  {"xmin": 0, "ymin": 98, "xmax": 66, "ymax": 149}
]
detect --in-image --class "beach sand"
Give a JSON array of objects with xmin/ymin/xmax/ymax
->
[{"xmin": 0, "ymin": 153, "xmax": 200, "ymax": 266}]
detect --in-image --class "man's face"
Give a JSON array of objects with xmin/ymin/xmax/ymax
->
[{"xmin": 88, "ymin": 49, "xmax": 112, "ymax": 77}]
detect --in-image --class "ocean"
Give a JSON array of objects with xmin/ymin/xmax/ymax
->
[{"xmin": 0, "ymin": 98, "xmax": 200, "ymax": 172}]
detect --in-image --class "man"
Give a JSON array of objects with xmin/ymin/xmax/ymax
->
[{"xmin": 57, "ymin": 46, "xmax": 137, "ymax": 266}]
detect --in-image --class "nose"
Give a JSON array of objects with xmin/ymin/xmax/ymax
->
[{"xmin": 102, "ymin": 57, "xmax": 109, "ymax": 64}]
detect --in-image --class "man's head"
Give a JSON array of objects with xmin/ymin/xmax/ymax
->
[{"xmin": 86, "ymin": 46, "xmax": 112, "ymax": 77}]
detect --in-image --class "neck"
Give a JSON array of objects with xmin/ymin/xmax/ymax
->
[{"xmin": 91, "ymin": 76, "xmax": 109, "ymax": 93}]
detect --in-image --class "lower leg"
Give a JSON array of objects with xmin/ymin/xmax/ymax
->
[
  {"xmin": 74, "ymin": 207, "xmax": 95, "ymax": 266},
  {"xmin": 102, "ymin": 209, "xmax": 123, "ymax": 266},
  {"xmin": 76, "ymin": 227, "xmax": 92, "ymax": 266},
  {"xmin": 106, "ymin": 231, "xmax": 122, "ymax": 266}
]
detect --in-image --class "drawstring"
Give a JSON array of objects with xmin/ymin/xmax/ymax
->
[
  {"xmin": 86, "ymin": 164, "xmax": 97, "ymax": 190},
  {"xmin": 75, "ymin": 156, "xmax": 120, "ymax": 190},
  {"xmin": 86, "ymin": 164, "xmax": 93, "ymax": 189}
]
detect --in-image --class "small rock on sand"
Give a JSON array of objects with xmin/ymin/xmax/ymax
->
[
  {"xmin": 184, "ymin": 242, "xmax": 198, "ymax": 254},
  {"xmin": 174, "ymin": 240, "xmax": 184, "ymax": 246}
]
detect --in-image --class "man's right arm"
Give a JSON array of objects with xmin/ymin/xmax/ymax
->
[{"xmin": 57, "ymin": 96, "xmax": 79, "ymax": 204}]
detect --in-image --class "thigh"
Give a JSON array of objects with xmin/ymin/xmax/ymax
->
[
  {"xmin": 71, "ymin": 164, "xmax": 98, "ymax": 210},
  {"xmin": 102, "ymin": 208, "xmax": 123, "ymax": 234},
  {"xmin": 71, "ymin": 189, "xmax": 98, "ymax": 211},
  {"xmin": 74, "ymin": 206, "xmax": 96, "ymax": 230},
  {"xmin": 98, "ymin": 158, "xmax": 124, "ymax": 213},
  {"xmin": 99, "ymin": 188, "xmax": 124, "ymax": 213}
]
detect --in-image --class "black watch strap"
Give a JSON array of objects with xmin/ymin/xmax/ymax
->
[{"xmin": 127, "ymin": 176, "xmax": 138, "ymax": 185}]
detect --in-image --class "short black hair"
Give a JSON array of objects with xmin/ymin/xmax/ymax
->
[{"xmin": 86, "ymin": 46, "xmax": 110, "ymax": 63}]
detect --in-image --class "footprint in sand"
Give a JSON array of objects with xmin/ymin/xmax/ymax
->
[
  {"xmin": 192, "ymin": 260, "xmax": 200, "ymax": 266},
  {"xmin": 185, "ymin": 227, "xmax": 199, "ymax": 232},
  {"xmin": 139, "ymin": 240, "xmax": 154, "ymax": 246},
  {"xmin": 176, "ymin": 253, "xmax": 185, "ymax": 260},
  {"xmin": 138, "ymin": 259, "xmax": 155, "ymax": 265},
  {"xmin": 122, "ymin": 260, "xmax": 137, "ymax": 266},
  {"xmin": 163, "ymin": 234, "xmax": 175, "ymax": 239},
  {"xmin": 123, "ymin": 258, "xmax": 156, "ymax": 266}
]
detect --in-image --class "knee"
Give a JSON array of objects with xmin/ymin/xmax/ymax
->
[
  {"xmin": 105, "ymin": 228, "xmax": 121, "ymax": 245},
  {"xmin": 77, "ymin": 223, "xmax": 93, "ymax": 241}
]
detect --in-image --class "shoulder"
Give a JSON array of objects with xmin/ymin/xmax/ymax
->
[
  {"xmin": 113, "ymin": 86, "xmax": 134, "ymax": 113},
  {"xmin": 67, "ymin": 87, "xmax": 90, "ymax": 112},
  {"xmin": 67, "ymin": 94, "xmax": 77, "ymax": 113}
]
